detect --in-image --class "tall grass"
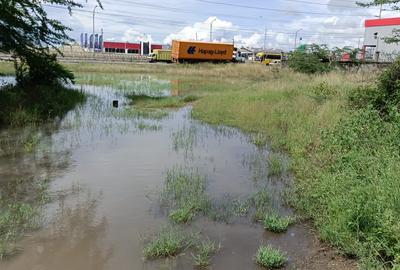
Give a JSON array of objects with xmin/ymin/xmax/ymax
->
[{"xmin": 0, "ymin": 84, "xmax": 85, "ymax": 127}]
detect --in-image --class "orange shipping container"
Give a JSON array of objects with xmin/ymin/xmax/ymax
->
[{"xmin": 172, "ymin": 40, "xmax": 234, "ymax": 62}]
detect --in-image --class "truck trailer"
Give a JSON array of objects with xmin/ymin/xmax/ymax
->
[
  {"xmin": 171, "ymin": 40, "xmax": 234, "ymax": 63},
  {"xmin": 148, "ymin": 49, "xmax": 172, "ymax": 62}
]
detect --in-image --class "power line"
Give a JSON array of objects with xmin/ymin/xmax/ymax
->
[{"xmin": 194, "ymin": 0, "xmax": 372, "ymax": 17}]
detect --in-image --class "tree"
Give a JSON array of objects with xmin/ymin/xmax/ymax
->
[
  {"xmin": 288, "ymin": 44, "xmax": 333, "ymax": 74},
  {"xmin": 357, "ymin": 0, "xmax": 400, "ymax": 43},
  {"xmin": 0, "ymin": 0, "xmax": 102, "ymax": 86}
]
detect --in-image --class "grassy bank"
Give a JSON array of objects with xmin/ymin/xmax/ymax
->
[{"xmin": 0, "ymin": 84, "xmax": 85, "ymax": 127}]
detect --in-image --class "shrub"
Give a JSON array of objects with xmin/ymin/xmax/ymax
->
[
  {"xmin": 255, "ymin": 245, "xmax": 287, "ymax": 269},
  {"xmin": 349, "ymin": 58, "xmax": 400, "ymax": 117},
  {"xmin": 288, "ymin": 51, "xmax": 332, "ymax": 74}
]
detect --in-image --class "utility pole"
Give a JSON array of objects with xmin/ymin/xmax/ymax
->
[
  {"xmin": 210, "ymin": 18, "xmax": 217, "ymax": 42},
  {"xmin": 294, "ymin": 28, "xmax": 302, "ymax": 51},
  {"xmin": 263, "ymin": 27, "xmax": 267, "ymax": 51},
  {"xmin": 92, "ymin": 5, "xmax": 98, "ymax": 53},
  {"xmin": 379, "ymin": 3, "xmax": 383, "ymax": 19}
]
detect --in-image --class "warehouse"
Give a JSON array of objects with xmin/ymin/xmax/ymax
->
[
  {"xmin": 363, "ymin": 17, "xmax": 400, "ymax": 62},
  {"xmin": 103, "ymin": 41, "xmax": 163, "ymax": 55}
]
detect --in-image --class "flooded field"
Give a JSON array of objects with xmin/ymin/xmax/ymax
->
[{"xmin": 0, "ymin": 75, "xmax": 350, "ymax": 269}]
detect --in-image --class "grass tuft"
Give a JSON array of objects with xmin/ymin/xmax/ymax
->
[
  {"xmin": 255, "ymin": 245, "xmax": 287, "ymax": 269},
  {"xmin": 161, "ymin": 167, "xmax": 209, "ymax": 223},
  {"xmin": 263, "ymin": 212, "xmax": 295, "ymax": 233},
  {"xmin": 192, "ymin": 239, "xmax": 219, "ymax": 267},
  {"xmin": 143, "ymin": 227, "xmax": 193, "ymax": 259}
]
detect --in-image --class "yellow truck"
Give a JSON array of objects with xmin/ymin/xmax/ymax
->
[
  {"xmin": 148, "ymin": 49, "xmax": 172, "ymax": 63},
  {"xmin": 171, "ymin": 40, "xmax": 234, "ymax": 63}
]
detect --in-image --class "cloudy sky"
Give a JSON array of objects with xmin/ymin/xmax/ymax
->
[{"xmin": 44, "ymin": 0, "xmax": 398, "ymax": 50}]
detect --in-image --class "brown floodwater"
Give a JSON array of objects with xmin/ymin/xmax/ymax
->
[{"xmin": 0, "ymin": 75, "xmax": 335, "ymax": 270}]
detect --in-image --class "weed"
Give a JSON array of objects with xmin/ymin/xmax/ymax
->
[
  {"xmin": 161, "ymin": 167, "xmax": 209, "ymax": 223},
  {"xmin": 252, "ymin": 189, "xmax": 270, "ymax": 221},
  {"xmin": 136, "ymin": 121, "xmax": 162, "ymax": 131},
  {"xmin": 268, "ymin": 153, "xmax": 286, "ymax": 177},
  {"xmin": 169, "ymin": 207, "xmax": 195, "ymax": 224},
  {"xmin": 251, "ymin": 133, "xmax": 268, "ymax": 148},
  {"xmin": 311, "ymin": 81, "xmax": 338, "ymax": 101},
  {"xmin": 263, "ymin": 212, "xmax": 295, "ymax": 233},
  {"xmin": 255, "ymin": 245, "xmax": 287, "ymax": 269},
  {"xmin": 193, "ymin": 239, "xmax": 218, "ymax": 268},
  {"xmin": 143, "ymin": 226, "xmax": 193, "ymax": 259}
]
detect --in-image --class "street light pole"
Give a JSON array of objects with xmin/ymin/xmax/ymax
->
[
  {"xmin": 263, "ymin": 27, "xmax": 267, "ymax": 50},
  {"xmin": 92, "ymin": 5, "xmax": 98, "ymax": 52},
  {"xmin": 294, "ymin": 28, "xmax": 302, "ymax": 51},
  {"xmin": 210, "ymin": 18, "xmax": 217, "ymax": 42}
]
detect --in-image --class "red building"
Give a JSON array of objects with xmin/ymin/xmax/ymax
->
[{"xmin": 103, "ymin": 41, "xmax": 163, "ymax": 55}]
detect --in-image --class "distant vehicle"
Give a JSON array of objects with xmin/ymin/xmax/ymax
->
[
  {"xmin": 148, "ymin": 49, "xmax": 172, "ymax": 62},
  {"xmin": 256, "ymin": 52, "xmax": 283, "ymax": 65},
  {"xmin": 171, "ymin": 40, "xmax": 234, "ymax": 63},
  {"xmin": 233, "ymin": 49, "xmax": 246, "ymax": 63}
]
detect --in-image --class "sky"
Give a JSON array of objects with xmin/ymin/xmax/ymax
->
[{"xmin": 44, "ymin": 0, "xmax": 399, "ymax": 51}]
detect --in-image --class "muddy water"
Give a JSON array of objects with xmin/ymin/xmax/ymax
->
[{"xmin": 1, "ymin": 75, "xmax": 318, "ymax": 270}]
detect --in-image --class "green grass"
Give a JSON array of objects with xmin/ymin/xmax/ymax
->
[
  {"xmin": 143, "ymin": 226, "xmax": 194, "ymax": 259},
  {"xmin": 0, "ymin": 83, "xmax": 85, "ymax": 127},
  {"xmin": 126, "ymin": 93, "xmax": 198, "ymax": 109},
  {"xmin": 255, "ymin": 245, "xmax": 287, "ymax": 269},
  {"xmin": 0, "ymin": 61, "xmax": 14, "ymax": 75},
  {"xmin": 267, "ymin": 153, "xmax": 286, "ymax": 177},
  {"xmin": 252, "ymin": 189, "xmax": 271, "ymax": 221},
  {"xmin": 263, "ymin": 213, "xmax": 295, "ymax": 233},
  {"xmin": 193, "ymin": 239, "xmax": 218, "ymax": 267},
  {"xmin": 161, "ymin": 167, "xmax": 210, "ymax": 224}
]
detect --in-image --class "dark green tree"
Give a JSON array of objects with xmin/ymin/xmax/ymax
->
[{"xmin": 0, "ymin": 0, "xmax": 102, "ymax": 86}]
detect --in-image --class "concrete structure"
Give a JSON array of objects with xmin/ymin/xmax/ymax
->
[
  {"xmin": 103, "ymin": 41, "xmax": 162, "ymax": 55},
  {"xmin": 364, "ymin": 17, "xmax": 400, "ymax": 62}
]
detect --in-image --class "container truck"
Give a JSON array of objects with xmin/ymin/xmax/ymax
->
[
  {"xmin": 171, "ymin": 40, "xmax": 234, "ymax": 63},
  {"xmin": 148, "ymin": 49, "xmax": 172, "ymax": 62}
]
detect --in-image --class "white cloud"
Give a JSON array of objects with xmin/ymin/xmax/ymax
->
[{"xmin": 122, "ymin": 28, "xmax": 153, "ymax": 43}]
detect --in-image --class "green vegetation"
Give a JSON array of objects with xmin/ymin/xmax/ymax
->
[
  {"xmin": 263, "ymin": 213, "xmax": 295, "ymax": 233},
  {"xmin": 267, "ymin": 153, "xmax": 286, "ymax": 177},
  {"xmin": 0, "ymin": 177, "xmax": 51, "ymax": 259},
  {"xmin": 255, "ymin": 245, "xmax": 287, "ymax": 269},
  {"xmin": 126, "ymin": 93, "xmax": 198, "ymax": 109},
  {"xmin": 161, "ymin": 167, "xmax": 210, "ymax": 224},
  {"xmin": 288, "ymin": 44, "xmax": 332, "ymax": 74},
  {"xmin": 143, "ymin": 226, "xmax": 193, "ymax": 258},
  {"xmin": 193, "ymin": 239, "xmax": 218, "ymax": 267},
  {"xmin": 0, "ymin": 83, "xmax": 85, "ymax": 127},
  {"xmin": 252, "ymin": 189, "xmax": 270, "ymax": 221}
]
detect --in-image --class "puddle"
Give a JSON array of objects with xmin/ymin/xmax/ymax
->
[{"xmin": 0, "ymin": 75, "xmax": 319, "ymax": 270}]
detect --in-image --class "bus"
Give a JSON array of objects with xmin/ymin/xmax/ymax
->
[{"xmin": 256, "ymin": 52, "xmax": 283, "ymax": 65}]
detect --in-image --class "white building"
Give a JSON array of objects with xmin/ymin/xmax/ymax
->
[{"xmin": 364, "ymin": 17, "xmax": 400, "ymax": 62}]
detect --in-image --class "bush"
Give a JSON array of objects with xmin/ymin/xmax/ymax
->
[
  {"xmin": 288, "ymin": 51, "xmax": 332, "ymax": 74},
  {"xmin": 349, "ymin": 58, "xmax": 400, "ymax": 116}
]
